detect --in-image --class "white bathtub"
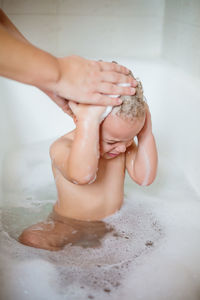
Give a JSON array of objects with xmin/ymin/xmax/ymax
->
[{"xmin": 0, "ymin": 58, "xmax": 200, "ymax": 300}]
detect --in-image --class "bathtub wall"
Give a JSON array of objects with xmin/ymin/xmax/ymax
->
[
  {"xmin": 2, "ymin": 0, "xmax": 200, "ymax": 77},
  {"xmin": 1, "ymin": 0, "xmax": 165, "ymax": 58},
  {"xmin": 162, "ymin": 0, "xmax": 200, "ymax": 78},
  {"xmin": 161, "ymin": 0, "xmax": 200, "ymax": 194},
  {"xmin": 0, "ymin": 0, "xmax": 165, "ymax": 196},
  {"xmin": 0, "ymin": 1, "xmax": 200, "ymax": 199}
]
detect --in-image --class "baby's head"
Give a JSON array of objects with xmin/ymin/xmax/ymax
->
[{"xmin": 100, "ymin": 76, "xmax": 146, "ymax": 159}]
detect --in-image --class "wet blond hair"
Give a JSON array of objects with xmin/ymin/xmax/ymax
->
[{"xmin": 111, "ymin": 62, "xmax": 146, "ymax": 120}]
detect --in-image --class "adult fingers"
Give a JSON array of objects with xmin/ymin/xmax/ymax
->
[
  {"xmin": 61, "ymin": 102, "xmax": 74, "ymax": 117},
  {"xmin": 54, "ymin": 98, "xmax": 74, "ymax": 117},
  {"xmin": 97, "ymin": 60, "xmax": 130, "ymax": 75},
  {"xmin": 68, "ymin": 100, "xmax": 79, "ymax": 115},
  {"xmin": 100, "ymin": 71, "xmax": 137, "ymax": 87},
  {"xmin": 84, "ymin": 93, "xmax": 122, "ymax": 106},
  {"xmin": 45, "ymin": 91, "xmax": 74, "ymax": 117},
  {"xmin": 96, "ymin": 82, "xmax": 136, "ymax": 96}
]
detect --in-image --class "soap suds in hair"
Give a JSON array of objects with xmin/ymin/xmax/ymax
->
[{"xmin": 112, "ymin": 75, "xmax": 146, "ymax": 121}]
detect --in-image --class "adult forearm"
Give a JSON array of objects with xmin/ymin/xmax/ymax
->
[
  {"xmin": 0, "ymin": 9, "xmax": 28, "ymax": 43},
  {"xmin": 0, "ymin": 25, "xmax": 59, "ymax": 90},
  {"xmin": 67, "ymin": 119, "xmax": 100, "ymax": 184},
  {"xmin": 0, "ymin": 9, "xmax": 137, "ymax": 109}
]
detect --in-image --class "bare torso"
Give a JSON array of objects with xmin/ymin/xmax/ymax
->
[
  {"xmin": 18, "ymin": 107, "xmax": 157, "ymax": 251},
  {"xmin": 53, "ymin": 132, "xmax": 126, "ymax": 221}
]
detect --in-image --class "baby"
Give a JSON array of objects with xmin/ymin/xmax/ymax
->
[{"xmin": 19, "ymin": 70, "xmax": 158, "ymax": 251}]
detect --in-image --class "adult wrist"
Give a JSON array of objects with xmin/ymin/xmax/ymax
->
[{"xmin": 32, "ymin": 51, "xmax": 61, "ymax": 92}]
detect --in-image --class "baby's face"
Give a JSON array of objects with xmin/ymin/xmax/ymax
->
[{"xmin": 100, "ymin": 113, "xmax": 145, "ymax": 159}]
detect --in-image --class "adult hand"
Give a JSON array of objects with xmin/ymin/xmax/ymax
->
[
  {"xmin": 53, "ymin": 55, "xmax": 137, "ymax": 107},
  {"xmin": 0, "ymin": 10, "xmax": 137, "ymax": 114}
]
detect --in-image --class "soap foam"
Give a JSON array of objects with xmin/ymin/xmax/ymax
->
[
  {"xmin": 3, "ymin": 143, "xmax": 200, "ymax": 300},
  {"xmin": 0, "ymin": 143, "xmax": 163, "ymax": 300},
  {"xmin": 100, "ymin": 83, "xmax": 131, "ymax": 122},
  {"xmin": 0, "ymin": 197, "xmax": 162, "ymax": 300}
]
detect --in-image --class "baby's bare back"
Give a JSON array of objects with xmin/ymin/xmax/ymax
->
[{"xmin": 52, "ymin": 140, "xmax": 126, "ymax": 221}]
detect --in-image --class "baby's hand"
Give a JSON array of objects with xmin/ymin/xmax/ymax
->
[
  {"xmin": 69, "ymin": 101, "xmax": 107, "ymax": 123},
  {"xmin": 137, "ymin": 104, "xmax": 152, "ymax": 140}
]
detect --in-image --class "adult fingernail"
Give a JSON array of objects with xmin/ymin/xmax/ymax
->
[
  {"xmin": 118, "ymin": 83, "xmax": 131, "ymax": 87},
  {"xmin": 131, "ymin": 88, "xmax": 135, "ymax": 94},
  {"xmin": 116, "ymin": 99, "xmax": 122, "ymax": 104},
  {"xmin": 109, "ymin": 94, "xmax": 119, "ymax": 98},
  {"xmin": 133, "ymin": 80, "xmax": 138, "ymax": 87}
]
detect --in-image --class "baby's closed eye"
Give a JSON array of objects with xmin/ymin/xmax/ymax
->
[
  {"xmin": 127, "ymin": 140, "xmax": 133, "ymax": 147},
  {"xmin": 106, "ymin": 141, "xmax": 117, "ymax": 145}
]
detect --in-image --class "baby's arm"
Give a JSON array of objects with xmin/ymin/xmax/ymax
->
[
  {"xmin": 50, "ymin": 103, "xmax": 106, "ymax": 185},
  {"xmin": 125, "ymin": 105, "xmax": 158, "ymax": 186}
]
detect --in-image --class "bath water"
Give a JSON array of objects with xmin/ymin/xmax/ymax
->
[{"xmin": 1, "ymin": 137, "xmax": 200, "ymax": 300}]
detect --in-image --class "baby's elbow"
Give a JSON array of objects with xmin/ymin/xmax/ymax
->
[
  {"xmin": 69, "ymin": 173, "xmax": 97, "ymax": 185},
  {"xmin": 140, "ymin": 175, "xmax": 156, "ymax": 186},
  {"xmin": 49, "ymin": 142, "xmax": 56, "ymax": 162},
  {"xmin": 133, "ymin": 173, "xmax": 156, "ymax": 186},
  {"xmin": 141, "ymin": 180, "xmax": 153, "ymax": 187}
]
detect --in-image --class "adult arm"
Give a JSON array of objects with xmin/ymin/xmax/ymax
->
[{"xmin": 0, "ymin": 9, "xmax": 137, "ymax": 110}]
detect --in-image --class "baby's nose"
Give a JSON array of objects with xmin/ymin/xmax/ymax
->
[{"xmin": 116, "ymin": 144, "xmax": 126, "ymax": 153}]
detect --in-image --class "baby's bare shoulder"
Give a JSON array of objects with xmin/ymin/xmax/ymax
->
[{"xmin": 49, "ymin": 131, "xmax": 74, "ymax": 160}]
